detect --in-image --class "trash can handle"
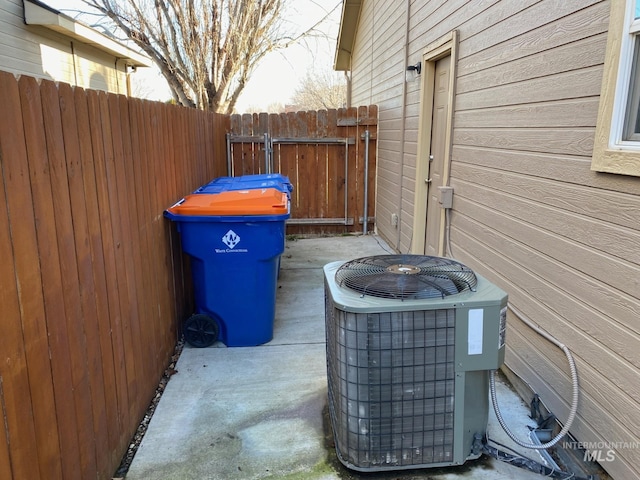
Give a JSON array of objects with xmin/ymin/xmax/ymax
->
[{"xmin": 170, "ymin": 198, "xmax": 186, "ymax": 209}]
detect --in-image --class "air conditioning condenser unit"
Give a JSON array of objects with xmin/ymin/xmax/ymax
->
[{"xmin": 324, "ymin": 254, "xmax": 507, "ymax": 472}]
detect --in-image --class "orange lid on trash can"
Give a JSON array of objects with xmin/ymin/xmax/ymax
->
[{"xmin": 167, "ymin": 188, "xmax": 289, "ymax": 216}]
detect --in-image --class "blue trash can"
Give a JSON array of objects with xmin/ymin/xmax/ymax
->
[
  {"xmin": 195, "ymin": 174, "xmax": 293, "ymax": 277},
  {"xmin": 165, "ymin": 188, "xmax": 290, "ymax": 347},
  {"xmin": 194, "ymin": 173, "xmax": 293, "ymax": 198}
]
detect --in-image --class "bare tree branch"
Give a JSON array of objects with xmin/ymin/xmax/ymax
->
[
  {"xmin": 290, "ymin": 68, "xmax": 346, "ymax": 111},
  {"xmin": 82, "ymin": 0, "xmax": 291, "ymax": 113}
]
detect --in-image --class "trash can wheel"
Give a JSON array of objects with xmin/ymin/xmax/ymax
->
[{"xmin": 183, "ymin": 314, "xmax": 219, "ymax": 348}]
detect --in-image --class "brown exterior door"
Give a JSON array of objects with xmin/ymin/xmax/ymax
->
[{"xmin": 424, "ymin": 55, "xmax": 450, "ymax": 255}]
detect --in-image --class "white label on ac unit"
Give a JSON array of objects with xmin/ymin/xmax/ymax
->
[{"xmin": 468, "ymin": 309, "xmax": 484, "ymax": 355}]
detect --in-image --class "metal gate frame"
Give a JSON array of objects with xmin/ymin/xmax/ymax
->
[{"xmin": 226, "ymin": 133, "xmax": 373, "ymax": 233}]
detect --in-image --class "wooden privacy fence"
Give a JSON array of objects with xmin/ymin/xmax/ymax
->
[
  {"xmin": 0, "ymin": 71, "xmax": 228, "ymax": 480},
  {"xmin": 227, "ymin": 106, "xmax": 377, "ymax": 235},
  {"xmin": 0, "ymin": 68, "xmax": 378, "ymax": 480}
]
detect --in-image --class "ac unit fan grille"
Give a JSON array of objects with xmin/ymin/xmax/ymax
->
[{"xmin": 335, "ymin": 254, "xmax": 477, "ymax": 299}]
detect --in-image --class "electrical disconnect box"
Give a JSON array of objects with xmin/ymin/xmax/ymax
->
[{"xmin": 438, "ymin": 186, "xmax": 454, "ymax": 209}]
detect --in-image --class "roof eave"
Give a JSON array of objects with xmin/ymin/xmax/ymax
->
[
  {"xmin": 23, "ymin": 0, "xmax": 152, "ymax": 67},
  {"xmin": 334, "ymin": 0, "xmax": 362, "ymax": 71}
]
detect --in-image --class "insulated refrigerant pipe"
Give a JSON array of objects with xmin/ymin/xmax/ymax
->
[{"xmin": 490, "ymin": 304, "xmax": 580, "ymax": 450}]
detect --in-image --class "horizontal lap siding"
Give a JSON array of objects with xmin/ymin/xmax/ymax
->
[
  {"xmin": 452, "ymin": 2, "xmax": 640, "ymax": 479},
  {"xmin": 0, "ymin": 72, "xmax": 229, "ymax": 480},
  {"xmin": 456, "ymin": 2, "xmax": 640, "ymax": 478},
  {"xmin": 0, "ymin": 0, "xmax": 51, "ymax": 80},
  {"xmin": 353, "ymin": 0, "xmax": 408, "ymax": 248},
  {"xmin": 351, "ymin": 1, "xmax": 640, "ymax": 479}
]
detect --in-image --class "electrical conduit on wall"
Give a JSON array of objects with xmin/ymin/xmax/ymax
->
[{"xmin": 396, "ymin": 0, "xmax": 411, "ymax": 252}]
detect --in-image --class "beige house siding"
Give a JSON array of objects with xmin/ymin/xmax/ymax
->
[
  {"xmin": 351, "ymin": 0, "xmax": 415, "ymax": 249},
  {"xmin": 0, "ymin": 0, "xmax": 147, "ymax": 94},
  {"xmin": 345, "ymin": 1, "xmax": 640, "ymax": 479}
]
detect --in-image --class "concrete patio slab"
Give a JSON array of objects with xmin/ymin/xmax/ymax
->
[{"xmin": 125, "ymin": 235, "xmax": 557, "ymax": 480}]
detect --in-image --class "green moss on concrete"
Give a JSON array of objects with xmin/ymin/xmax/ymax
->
[{"xmin": 263, "ymin": 457, "xmax": 336, "ymax": 480}]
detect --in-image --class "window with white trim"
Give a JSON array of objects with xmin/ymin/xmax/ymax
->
[
  {"xmin": 610, "ymin": 0, "xmax": 640, "ymax": 150},
  {"xmin": 592, "ymin": 0, "xmax": 640, "ymax": 176},
  {"xmin": 619, "ymin": 1, "xmax": 640, "ymax": 143}
]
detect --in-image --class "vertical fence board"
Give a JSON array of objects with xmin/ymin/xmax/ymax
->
[
  {"xmin": 107, "ymin": 94, "xmax": 139, "ymax": 426},
  {"xmin": 84, "ymin": 89, "xmax": 123, "ymax": 470},
  {"xmin": 292, "ymin": 111, "xmax": 306, "ymax": 215},
  {"xmin": 229, "ymin": 114, "xmax": 241, "ymax": 175},
  {"xmin": 0, "ymin": 169, "xmax": 15, "ymax": 477},
  {"xmin": 23, "ymin": 76, "xmax": 84, "ymax": 480},
  {"xmin": 203, "ymin": 113, "xmax": 212, "ymax": 178},
  {"xmin": 60, "ymin": 81, "xmax": 105, "ymax": 477},
  {"xmin": 327, "ymin": 108, "xmax": 341, "ymax": 224},
  {"xmin": 187, "ymin": 107, "xmax": 198, "ymax": 190},
  {"xmin": 0, "ymin": 72, "xmax": 47, "ymax": 480},
  {"xmin": 285, "ymin": 111, "xmax": 301, "ymax": 213},
  {"xmin": 168, "ymin": 104, "xmax": 183, "ymax": 199},
  {"xmin": 127, "ymin": 96, "xmax": 150, "ymax": 415},
  {"xmin": 91, "ymin": 90, "xmax": 131, "ymax": 464},
  {"xmin": 12, "ymin": 77, "xmax": 66, "ymax": 478},
  {"xmin": 0, "ymin": 377, "xmax": 12, "ymax": 480},
  {"xmin": 151, "ymin": 101, "xmax": 168, "ymax": 366},
  {"xmin": 42, "ymin": 79, "xmax": 98, "ymax": 480},
  {"xmin": 316, "ymin": 109, "xmax": 329, "ymax": 219},
  {"xmin": 198, "ymin": 109, "xmax": 208, "ymax": 180},
  {"xmin": 153, "ymin": 102, "xmax": 175, "ymax": 365},
  {"xmin": 204, "ymin": 114, "xmax": 214, "ymax": 179},
  {"xmin": 161, "ymin": 103, "xmax": 185, "ymax": 352},
  {"xmin": 126, "ymin": 97, "xmax": 149, "ymax": 386},
  {"xmin": 158, "ymin": 103, "xmax": 175, "ymax": 357},
  {"xmin": 148, "ymin": 102, "xmax": 167, "ymax": 330},
  {"xmin": 71, "ymin": 85, "xmax": 114, "ymax": 479},
  {"xmin": 192, "ymin": 108, "xmax": 202, "ymax": 182},
  {"xmin": 99, "ymin": 92, "xmax": 136, "ymax": 450},
  {"xmin": 128, "ymin": 98, "xmax": 157, "ymax": 401},
  {"xmin": 159, "ymin": 102, "xmax": 180, "ymax": 360},
  {"xmin": 142, "ymin": 100, "xmax": 165, "ymax": 370},
  {"xmin": 182, "ymin": 107, "xmax": 192, "ymax": 183},
  {"xmin": 117, "ymin": 94, "xmax": 150, "ymax": 427},
  {"xmin": 216, "ymin": 114, "xmax": 231, "ymax": 177},
  {"xmin": 302, "ymin": 110, "xmax": 317, "ymax": 218}
]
